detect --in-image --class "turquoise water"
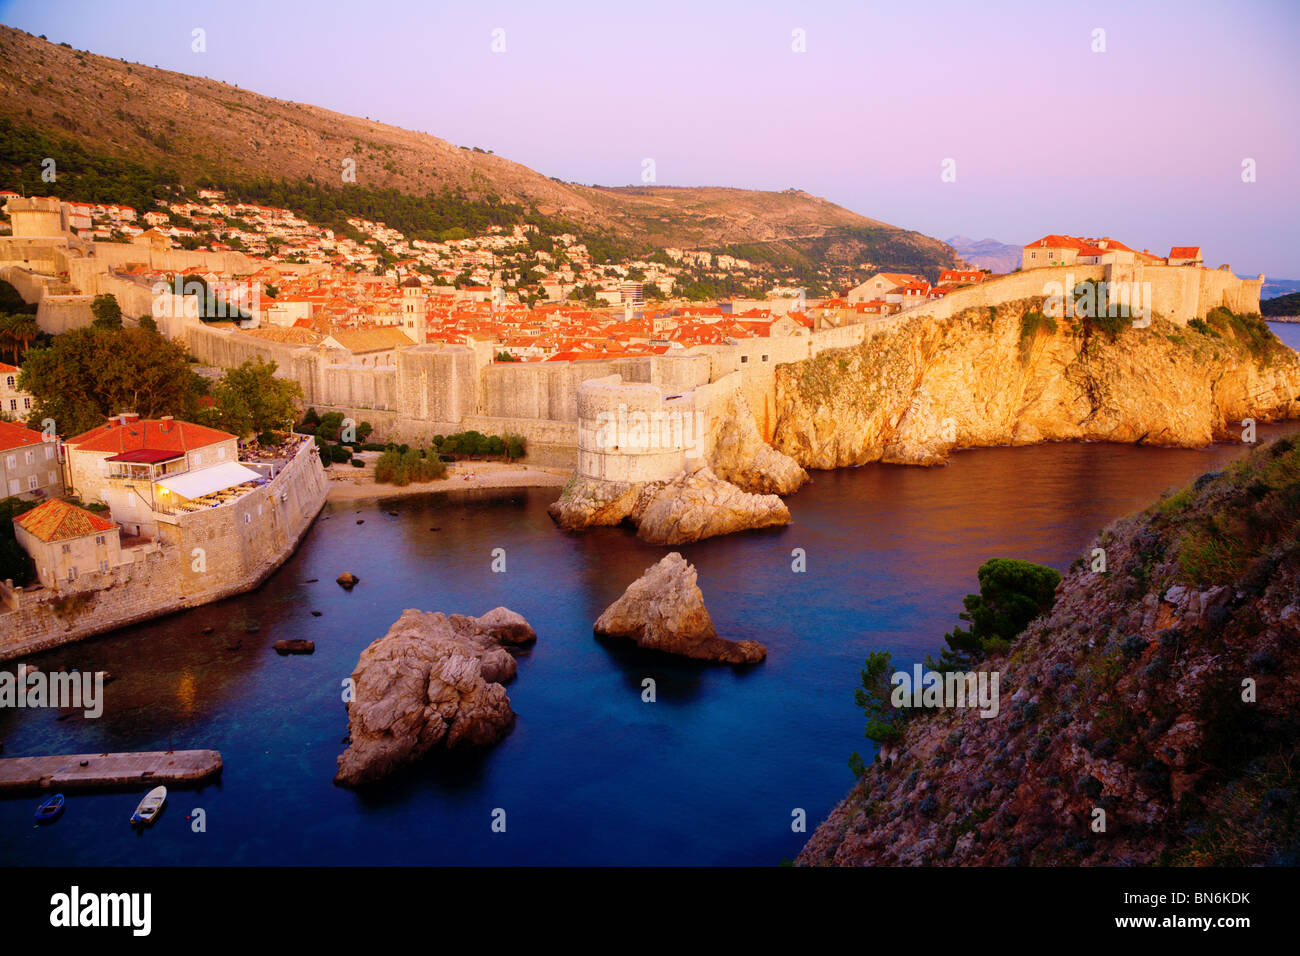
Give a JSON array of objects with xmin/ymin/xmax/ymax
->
[{"xmin": 3, "ymin": 428, "xmax": 1299, "ymax": 865}]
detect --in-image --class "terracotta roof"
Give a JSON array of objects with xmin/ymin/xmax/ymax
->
[
  {"xmin": 1170, "ymin": 246, "xmax": 1202, "ymax": 258},
  {"xmin": 65, "ymin": 417, "xmax": 234, "ymax": 454},
  {"xmin": 15, "ymin": 498, "xmax": 117, "ymax": 543},
  {"xmin": 0, "ymin": 420, "xmax": 45, "ymax": 450},
  {"xmin": 325, "ymin": 327, "xmax": 415, "ymax": 353}
]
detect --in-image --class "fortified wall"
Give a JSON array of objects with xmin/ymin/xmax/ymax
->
[
  {"xmin": 574, "ymin": 372, "xmax": 745, "ymax": 483},
  {"xmin": 130, "ymin": 260, "xmax": 1278, "ymax": 456},
  {"xmin": 0, "ymin": 437, "xmax": 329, "ymax": 661}
]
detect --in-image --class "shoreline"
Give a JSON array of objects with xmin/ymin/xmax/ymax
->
[{"xmin": 324, "ymin": 460, "xmax": 570, "ymax": 503}]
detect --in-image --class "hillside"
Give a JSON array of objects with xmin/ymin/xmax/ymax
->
[
  {"xmin": 1262, "ymin": 292, "xmax": 1300, "ymax": 317},
  {"xmin": 799, "ymin": 432, "xmax": 1300, "ymax": 866},
  {"xmin": 0, "ymin": 25, "xmax": 957, "ymax": 272},
  {"xmin": 946, "ymin": 235, "xmax": 1022, "ymax": 274}
]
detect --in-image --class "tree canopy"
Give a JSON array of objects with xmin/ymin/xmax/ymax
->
[
  {"xmin": 18, "ymin": 325, "xmax": 206, "ymax": 436},
  {"xmin": 203, "ymin": 357, "xmax": 303, "ymax": 439}
]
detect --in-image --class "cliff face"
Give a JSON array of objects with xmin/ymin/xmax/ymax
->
[
  {"xmin": 798, "ymin": 435, "xmax": 1300, "ymax": 866},
  {"xmin": 772, "ymin": 302, "xmax": 1300, "ymax": 469}
]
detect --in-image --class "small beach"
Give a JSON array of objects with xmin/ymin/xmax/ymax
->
[{"xmin": 324, "ymin": 459, "xmax": 569, "ymax": 503}]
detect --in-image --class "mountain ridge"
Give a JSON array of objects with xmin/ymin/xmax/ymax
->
[{"xmin": 0, "ymin": 24, "xmax": 958, "ymax": 274}]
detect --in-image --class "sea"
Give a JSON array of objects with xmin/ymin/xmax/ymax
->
[{"xmin": 2, "ymin": 326, "xmax": 1298, "ymax": 866}]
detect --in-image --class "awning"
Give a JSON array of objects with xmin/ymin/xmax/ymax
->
[
  {"xmin": 156, "ymin": 462, "xmax": 264, "ymax": 500},
  {"xmin": 107, "ymin": 449, "xmax": 185, "ymax": 464}
]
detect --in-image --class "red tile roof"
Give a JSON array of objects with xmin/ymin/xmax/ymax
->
[
  {"xmin": 0, "ymin": 420, "xmax": 45, "ymax": 450},
  {"xmin": 15, "ymin": 498, "xmax": 117, "ymax": 543},
  {"xmin": 65, "ymin": 417, "xmax": 234, "ymax": 455},
  {"xmin": 1170, "ymin": 246, "xmax": 1202, "ymax": 258}
]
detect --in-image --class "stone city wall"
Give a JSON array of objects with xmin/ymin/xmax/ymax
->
[{"xmin": 0, "ymin": 437, "xmax": 328, "ymax": 661}]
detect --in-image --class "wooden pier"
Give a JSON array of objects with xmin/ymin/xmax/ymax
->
[{"xmin": 0, "ymin": 750, "xmax": 222, "ymax": 792}]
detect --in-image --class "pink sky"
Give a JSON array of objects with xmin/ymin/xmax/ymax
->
[{"xmin": 4, "ymin": 0, "xmax": 1298, "ymax": 275}]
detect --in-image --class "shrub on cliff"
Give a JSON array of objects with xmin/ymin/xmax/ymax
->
[
  {"xmin": 927, "ymin": 558, "xmax": 1061, "ymax": 671},
  {"xmin": 849, "ymin": 650, "xmax": 907, "ymax": 775}
]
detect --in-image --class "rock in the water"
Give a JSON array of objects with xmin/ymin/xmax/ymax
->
[
  {"xmin": 594, "ymin": 552, "xmax": 766, "ymax": 663},
  {"xmin": 549, "ymin": 467, "xmax": 790, "ymax": 545},
  {"xmin": 337, "ymin": 572, "xmax": 359, "ymax": 589},
  {"xmin": 635, "ymin": 467, "xmax": 790, "ymax": 545},
  {"xmin": 334, "ymin": 607, "xmax": 536, "ymax": 787},
  {"xmin": 274, "ymin": 639, "xmax": 315, "ymax": 655},
  {"xmin": 475, "ymin": 606, "xmax": 537, "ymax": 645}
]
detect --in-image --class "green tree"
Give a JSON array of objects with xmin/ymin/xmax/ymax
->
[
  {"xmin": 0, "ymin": 314, "xmax": 41, "ymax": 363},
  {"xmin": 0, "ymin": 496, "xmax": 38, "ymax": 585},
  {"xmin": 926, "ymin": 558, "xmax": 1061, "ymax": 671},
  {"xmin": 90, "ymin": 294, "xmax": 123, "ymax": 329},
  {"xmin": 848, "ymin": 650, "xmax": 905, "ymax": 776},
  {"xmin": 18, "ymin": 325, "xmax": 204, "ymax": 436},
  {"xmin": 206, "ymin": 357, "xmax": 303, "ymax": 438}
]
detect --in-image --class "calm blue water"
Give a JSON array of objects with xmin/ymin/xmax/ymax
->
[
  {"xmin": 3, "ymin": 421, "xmax": 1299, "ymax": 865},
  {"xmin": 1269, "ymin": 320, "xmax": 1300, "ymax": 352}
]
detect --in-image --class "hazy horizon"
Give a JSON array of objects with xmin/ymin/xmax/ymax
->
[{"xmin": 3, "ymin": 0, "xmax": 1297, "ymax": 276}]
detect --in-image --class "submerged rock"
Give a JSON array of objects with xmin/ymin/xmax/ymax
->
[
  {"xmin": 334, "ymin": 607, "xmax": 536, "ymax": 787},
  {"xmin": 274, "ymin": 639, "xmax": 315, "ymax": 655},
  {"xmin": 594, "ymin": 552, "xmax": 766, "ymax": 663},
  {"xmin": 336, "ymin": 572, "xmax": 359, "ymax": 589}
]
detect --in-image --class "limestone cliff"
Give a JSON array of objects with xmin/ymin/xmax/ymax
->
[
  {"xmin": 798, "ymin": 435, "xmax": 1300, "ymax": 866},
  {"xmin": 772, "ymin": 302, "xmax": 1300, "ymax": 469}
]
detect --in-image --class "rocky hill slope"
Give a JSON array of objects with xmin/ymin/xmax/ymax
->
[
  {"xmin": 799, "ymin": 433, "xmax": 1300, "ymax": 866},
  {"xmin": 772, "ymin": 302, "xmax": 1300, "ymax": 469},
  {"xmin": 0, "ymin": 25, "xmax": 954, "ymax": 266}
]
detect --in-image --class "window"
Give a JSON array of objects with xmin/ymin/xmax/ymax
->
[
  {"xmin": 244, "ymin": 513, "xmax": 251, "ymax": 525},
  {"xmin": 740, "ymin": 355, "xmax": 748, "ymax": 364},
  {"xmin": 23, "ymin": 398, "xmax": 30, "ymax": 409},
  {"xmin": 99, "ymin": 560, "xmax": 109, "ymax": 572},
  {"xmin": 4, "ymin": 376, "xmax": 12, "ymax": 387},
  {"xmin": 27, "ymin": 475, "xmax": 37, "ymax": 490},
  {"xmin": 44, "ymin": 445, "xmax": 54, "ymax": 459},
  {"xmin": 95, "ymin": 535, "xmax": 105, "ymax": 545},
  {"xmin": 48, "ymin": 471, "xmax": 56, "ymax": 485},
  {"xmin": 217, "ymin": 447, "xmax": 226, "ymax": 460},
  {"xmin": 761, "ymin": 355, "xmax": 769, "ymax": 362},
  {"xmin": 67, "ymin": 567, "xmax": 77, "ymax": 582},
  {"xmin": 4, "ymin": 455, "xmax": 13, "ymax": 469},
  {"xmin": 7, "ymin": 400, "xmax": 14, "ymax": 411},
  {"xmin": 61, "ymin": 543, "xmax": 71, "ymax": 554},
  {"xmin": 6, "ymin": 479, "xmax": 17, "ymax": 495},
  {"xmin": 193, "ymin": 452, "xmax": 202, "ymax": 467},
  {"xmin": 25, "ymin": 450, "xmax": 35, "ymax": 465}
]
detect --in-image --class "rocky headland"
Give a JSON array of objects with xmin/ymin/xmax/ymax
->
[
  {"xmin": 798, "ymin": 434, "xmax": 1300, "ymax": 865},
  {"xmin": 335, "ymin": 607, "xmax": 537, "ymax": 787},
  {"xmin": 595, "ymin": 552, "xmax": 766, "ymax": 663},
  {"xmin": 773, "ymin": 302, "xmax": 1300, "ymax": 468},
  {"xmin": 550, "ymin": 392, "xmax": 807, "ymax": 544}
]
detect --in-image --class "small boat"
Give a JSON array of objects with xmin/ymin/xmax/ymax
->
[
  {"xmin": 34, "ymin": 794, "xmax": 64, "ymax": 825},
  {"xmin": 130, "ymin": 786, "xmax": 167, "ymax": 827}
]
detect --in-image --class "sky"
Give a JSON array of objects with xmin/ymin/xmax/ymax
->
[{"xmin": 3, "ymin": 0, "xmax": 1298, "ymax": 276}]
